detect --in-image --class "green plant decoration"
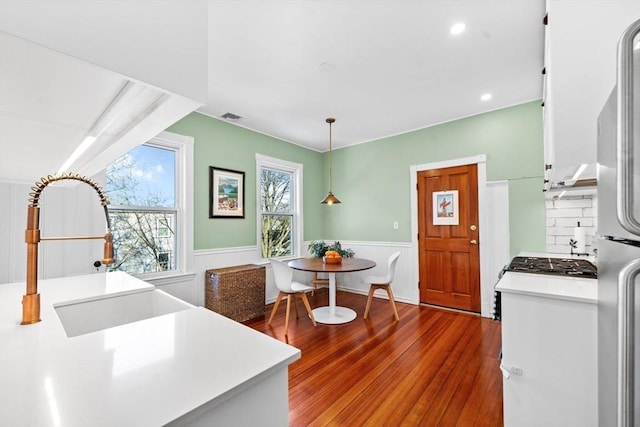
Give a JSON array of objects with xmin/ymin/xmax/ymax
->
[{"xmin": 307, "ymin": 240, "xmax": 355, "ymax": 258}]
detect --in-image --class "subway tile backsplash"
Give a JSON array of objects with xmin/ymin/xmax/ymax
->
[{"xmin": 546, "ymin": 195, "xmax": 598, "ymax": 256}]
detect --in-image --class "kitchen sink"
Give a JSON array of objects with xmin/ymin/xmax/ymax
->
[{"xmin": 55, "ymin": 289, "xmax": 194, "ymax": 337}]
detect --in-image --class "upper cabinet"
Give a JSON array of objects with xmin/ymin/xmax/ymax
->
[
  {"xmin": 0, "ymin": 1, "xmax": 208, "ymax": 183},
  {"xmin": 543, "ymin": 0, "xmax": 640, "ymax": 192}
]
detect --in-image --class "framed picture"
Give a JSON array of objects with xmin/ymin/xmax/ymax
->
[
  {"xmin": 209, "ymin": 166, "xmax": 245, "ymax": 218},
  {"xmin": 432, "ymin": 190, "xmax": 459, "ymax": 225}
]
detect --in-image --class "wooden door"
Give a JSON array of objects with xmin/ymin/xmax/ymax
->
[{"xmin": 417, "ymin": 164, "xmax": 480, "ymax": 312}]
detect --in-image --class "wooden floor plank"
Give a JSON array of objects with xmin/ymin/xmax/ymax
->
[
  {"xmin": 244, "ymin": 289, "xmax": 503, "ymax": 426},
  {"xmin": 400, "ymin": 315, "xmax": 482, "ymax": 427},
  {"xmin": 326, "ymin": 310, "xmax": 455, "ymax": 426}
]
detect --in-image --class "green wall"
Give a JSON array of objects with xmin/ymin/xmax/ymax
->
[
  {"xmin": 323, "ymin": 100, "xmax": 546, "ymax": 256},
  {"xmin": 167, "ymin": 113, "xmax": 325, "ymax": 250},
  {"xmin": 168, "ymin": 101, "xmax": 546, "ymax": 256}
]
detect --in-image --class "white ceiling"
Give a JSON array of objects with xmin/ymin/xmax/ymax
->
[
  {"xmin": 0, "ymin": 32, "xmax": 198, "ymax": 183},
  {"xmin": 0, "ymin": 1, "xmax": 545, "ymax": 184},
  {"xmin": 0, "ymin": 32, "xmax": 133, "ymax": 182},
  {"xmin": 202, "ymin": 0, "xmax": 546, "ymax": 151}
]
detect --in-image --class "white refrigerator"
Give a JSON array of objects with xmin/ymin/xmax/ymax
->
[{"xmin": 597, "ymin": 18, "xmax": 640, "ymax": 427}]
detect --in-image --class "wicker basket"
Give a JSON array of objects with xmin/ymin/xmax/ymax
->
[{"xmin": 205, "ymin": 264, "xmax": 265, "ymax": 322}]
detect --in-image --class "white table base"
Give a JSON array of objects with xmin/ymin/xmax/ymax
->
[
  {"xmin": 311, "ymin": 306, "xmax": 357, "ymax": 324},
  {"xmin": 311, "ymin": 272, "xmax": 357, "ymax": 324}
]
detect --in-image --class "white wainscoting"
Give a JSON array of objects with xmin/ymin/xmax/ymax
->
[
  {"xmin": 191, "ymin": 246, "xmax": 266, "ymax": 307},
  {"xmin": 1, "ymin": 173, "xmax": 499, "ymax": 317},
  {"xmin": 319, "ymin": 242, "xmax": 416, "ymax": 304},
  {"xmin": 2, "ymin": 157, "xmax": 507, "ymax": 320},
  {"xmin": 484, "ymin": 181, "xmax": 511, "ymax": 317},
  {"xmin": 188, "ymin": 242, "xmax": 416, "ymax": 309},
  {"xmin": 0, "ymin": 181, "xmax": 427, "ymax": 313}
]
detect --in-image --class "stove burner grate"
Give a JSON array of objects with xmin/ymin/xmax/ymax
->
[{"xmin": 505, "ymin": 256, "xmax": 597, "ymax": 279}]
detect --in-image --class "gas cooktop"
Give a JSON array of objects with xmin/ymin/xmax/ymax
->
[{"xmin": 505, "ymin": 256, "xmax": 597, "ymax": 279}]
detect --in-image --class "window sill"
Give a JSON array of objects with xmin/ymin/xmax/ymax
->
[{"xmin": 135, "ymin": 271, "xmax": 196, "ymax": 286}]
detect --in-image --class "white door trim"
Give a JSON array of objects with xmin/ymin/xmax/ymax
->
[{"xmin": 409, "ymin": 155, "xmax": 491, "ymax": 317}]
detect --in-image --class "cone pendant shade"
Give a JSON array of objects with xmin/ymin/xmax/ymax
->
[
  {"xmin": 321, "ymin": 117, "xmax": 341, "ymax": 204},
  {"xmin": 321, "ymin": 191, "xmax": 340, "ymax": 205}
]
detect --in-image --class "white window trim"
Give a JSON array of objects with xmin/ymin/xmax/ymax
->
[
  {"xmin": 118, "ymin": 130, "xmax": 194, "ymax": 281},
  {"xmin": 256, "ymin": 153, "xmax": 304, "ymax": 260}
]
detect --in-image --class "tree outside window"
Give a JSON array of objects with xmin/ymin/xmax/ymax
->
[
  {"xmin": 106, "ymin": 144, "xmax": 177, "ymax": 275},
  {"xmin": 260, "ymin": 167, "xmax": 294, "ymax": 258},
  {"xmin": 256, "ymin": 154, "xmax": 303, "ymax": 259}
]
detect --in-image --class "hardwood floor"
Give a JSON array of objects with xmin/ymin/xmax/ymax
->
[{"xmin": 244, "ymin": 289, "xmax": 503, "ymax": 426}]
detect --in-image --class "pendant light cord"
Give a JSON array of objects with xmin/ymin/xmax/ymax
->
[
  {"xmin": 321, "ymin": 117, "xmax": 340, "ymax": 204},
  {"xmin": 328, "ymin": 120, "xmax": 333, "ymax": 193}
]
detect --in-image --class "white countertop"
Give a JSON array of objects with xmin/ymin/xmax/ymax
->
[
  {"xmin": 495, "ymin": 252, "xmax": 597, "ymax": 304},
  {"xmin": 0, "ymin": 272, "xmax": 300, "ymax": 426}
]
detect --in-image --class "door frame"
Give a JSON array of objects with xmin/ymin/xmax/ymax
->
[{"xmin": 409, "ymin": 155, "xmax": 493, "ymax": 317}]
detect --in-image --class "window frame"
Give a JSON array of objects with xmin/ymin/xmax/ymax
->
[
  {"xmin": 107, "ymin": 131, "xmax": 193, "ymax": 280},
  {"xmin": 256, "ymin": 154, "xmax": 303, "ymax": 260}
]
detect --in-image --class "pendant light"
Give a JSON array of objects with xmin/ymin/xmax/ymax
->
[{"xmin": 321, "ymin": 117, "xmax": 341, "ymax": 205}]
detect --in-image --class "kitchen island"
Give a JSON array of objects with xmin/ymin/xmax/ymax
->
[
  {"xmin": 0, "ymin": 272, "xmax": 300, "ymax": 426},
  {"xmin": 496, "ymin": 258, "xmax": 597, "ymax": 427}
]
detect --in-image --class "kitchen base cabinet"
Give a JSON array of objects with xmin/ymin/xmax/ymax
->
[
  {"xmin": 500, "ymin": 290, "xmax": 597, "ymax": 427},
  {"xmin": 166, "ymin": 368, "xmax": 289, "ymax": 427},
  {"xmin": 0, "ymin": 273, "xmax": 301, "ymax": 426}
]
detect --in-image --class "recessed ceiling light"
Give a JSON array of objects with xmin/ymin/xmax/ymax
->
[
  {"xmin": 481, "ymin": 93, "xmax": 492, "ymax": 101},
  {"xmin": 450, "ymin": 22, "xmax": 466, "ymax": 35}
]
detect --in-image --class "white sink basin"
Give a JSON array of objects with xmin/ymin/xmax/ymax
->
[{"xmin": 55, "ymin": 289, "xmax": 194, "ymax": 337}]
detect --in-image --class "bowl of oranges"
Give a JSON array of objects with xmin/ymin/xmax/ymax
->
[{"xmin": 323, "ymin": 250, "xmax": 342, "ymax": 264}]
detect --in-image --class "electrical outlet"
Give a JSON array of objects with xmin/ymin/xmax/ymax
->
[{"xmin": 393, "ymin": 221, "xmax": 399, "ymax": 230}]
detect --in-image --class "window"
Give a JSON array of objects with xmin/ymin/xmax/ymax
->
[
  {"xmin": 257, "ymin": 154, "xmax": 303, "ymax": 259},
  {"xmin": 106, "ymin": 131, "xmax": 193, "ymax": 277}
]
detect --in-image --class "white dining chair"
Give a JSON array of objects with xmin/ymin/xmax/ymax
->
[
  {"xmin": 363, "ymin": 252, "xmax": 401, "ymax": 321},
  {"xmin": 268, "ymin": 259, "xmax": 317, "ymax": 335}
]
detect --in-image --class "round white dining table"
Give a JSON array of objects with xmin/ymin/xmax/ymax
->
[{"xmin": 288, "ymin": 257, "xmax": 376, "ymax": 324}]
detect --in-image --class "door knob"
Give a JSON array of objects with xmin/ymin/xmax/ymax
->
[
  {"xmin": 470, "ymin": 239, "xmax": 478, "ymax": 245},
  {"xmin": 470, "ymin": 225, "xmax": 477, "ymax": 231}
]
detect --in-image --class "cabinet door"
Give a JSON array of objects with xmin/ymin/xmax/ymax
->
[
  {"xmin": 501, "ymin": 292, "xmax": 597, "ymax": 427},
  {"xmin": 544, "ymin": 0, "xmax": 640, "ymax": 185}
]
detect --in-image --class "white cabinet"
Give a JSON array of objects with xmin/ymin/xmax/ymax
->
[
  {"xmin": 543, "ymin": 0, "xmax": 640, "ymax": 188},
  {"xmin": 500, "ymin": 289, "xmax": 597, "ymax": 427}
]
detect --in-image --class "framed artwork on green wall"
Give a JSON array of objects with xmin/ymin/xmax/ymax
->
[{"xmin": 209, "ymin": 166, "xmax": 245, "ymax": 218}]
